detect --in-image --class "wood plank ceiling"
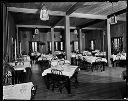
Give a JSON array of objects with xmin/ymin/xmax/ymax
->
[{"xmin": 7, "ymin": 1, "xmax": 127, "ymax": 31}]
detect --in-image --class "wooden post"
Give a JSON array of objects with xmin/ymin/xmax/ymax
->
[
  {"xmin": 103, "ymin": 30, "xmax": 105, "ymax": 52},
  {"xmin": 65, "ymin": 15, "xmax": 71, "ymax": 62},
  {"xmin": 78, "ymin": 29, "xmax": 82, "ymax": 53},
  {"xmin": 5, "ymin": 4, "xmax": 9, "ymax": 61},
  {"xmin": 16, "ymin": 27, "xmax": 19, "ymax": 55},
  {"xmin": 51, "ymin": 28, "xmax": 54, "ymax": 54},
  {"xmin": 15, "ymin": 39, "xmax": 17, "ymax": 60},
  {"xmin": 20, "ymin": 42, "xmax": 21, "ymax": 54},
  {"xmin": 107, "ymin": 19, "xmax": 112, "ymax": 67}
]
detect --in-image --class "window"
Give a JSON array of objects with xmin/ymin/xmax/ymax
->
[
  {"xmin": 60, "ymin": 42, "xmax": 63, "ymax": 50},
  {"xmin": 74, "ymin": 41, "xmax": 78, "ymax": 51},
  {"xmin": 91, "ymin": 40, "xmax": 94, "ymax": 50},
  {"xmin": 111, "ymin": 37, "xmax": 123, "ymax": 54},
  {"xmin": 90, "ymin": 40, "xmax": 95, "ymax": 50},
  {"xmin": 54, "ymin": 41, "xmax": 59, "ymax": 51},
  {"xmin": 55, "ymin": 42, "xmax": 58, "ymax": 50},
  {"xmin": 47, "ymin": 41, "xmax": 52, "ymax": 53},
  {"xmin": 32, "ymin": 42, "xmax": 37, "ymax": 52},
  {"xmin": 30, "ymin": 41, "xmax": 39, "ymax": 52}
]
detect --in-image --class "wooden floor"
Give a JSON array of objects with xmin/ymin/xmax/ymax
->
[{"xmin": 29, "ymin": 63, "xmax": 126, "ymax": 100}]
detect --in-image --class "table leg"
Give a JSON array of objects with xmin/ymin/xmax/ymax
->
[
  {"xmin": 65, "ymin": 77, "xmax": 71, "ymax": 94},
  {"xmin": 102, "ymin": 63, "xmax": 105, "ymax": 71},
  {"xmin": 43, "ymin": 76, "xmax": 50, "ymax": 89}
]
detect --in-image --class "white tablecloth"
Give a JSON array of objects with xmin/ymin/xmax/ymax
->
[
  {"xmin": 42, "ymin": 65, "xmax": 78, "ymax": 78},
  {"xmin": 50, "ymin": 60, "xmax": 71, "ymax": 67},
  {"xmin": 111, "ymin": 54, "xmax": 126, "ymax": 61},
  {"xmin": 13, "ymin": 62, "xmax": 31, "ymax": 72},
  {"xmin": 82, "ymin": 56, "xmax": 107, "ymax": 64},
  {"xmin": 3, "ymin": 82, "xmax": 34, "ymax": 100},
  {"xmin": 23, "ymin": 55, "xmax": 30, "ymax": 61},
  {"xmin": 39, "ymin": 54, "xmax": 54, "ymax": 61}
]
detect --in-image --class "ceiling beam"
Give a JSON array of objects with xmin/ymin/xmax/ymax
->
[
  {"xmin": 66, "ymin": 2, "xmax": 85, "ymax": 15},
  {"xmin": 8, "ymin": 6, "xmax": 126, "ymax": 21},
  {"xmin": 82, "ymin": 27, "xmax": 103, "ymax": 30},
  {"xmin": 70, "ymin": 13, "xmax": 107, "ymax": 19},
  {"xmin": 54, "ymin": 26, "xmax": 103, "ymax": 30},
  {"xmin": 107, "ymin": 8, "xmax": 127, "ymax": 18},
  {"xmin": 16, "ymin": 25, "xmax": 51, "ymax": 28},
  {"xmin": 52, "ymin": 2, "xmax": 84, "ymax": 27},
  {"xmin": 77, "ymin": 19, "xmax": 104, "ymax": 29},
  {"xmin": 16, "ymin": 25, "xmax": 103, "ymax": 30},
  {"xmin": 7, "ymin": 7, "xmax": 107, "ymax": 19},
  {"xmin": 7, "ymin": 7, "xmax": 66, "ymax": 16}
]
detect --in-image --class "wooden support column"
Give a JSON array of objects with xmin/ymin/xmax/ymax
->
[
  {"xmin": 51, "ymin": 28, "xmax": 54, "ymax": 54},
  {"xmin": 103, "ymin": 30, "xmax": 105, "ymax": 52},
  {"xmin": 15, "ymin": 39, "xmax": 17, "ymax": 60},
  {"xmin": 16, "ymin": 27, "xmax": 19, "ymax": 55},
  {"xmin": 107, "ymin": 19, "xmax": 112, "ymax": 67},
  {"xmin": 5, "ymin": 4, "xmax": 9, "ymax": 61},
  {"xmin": 78, "ymin": 29, "xmax": 82, "ymax": 53},
  {"xmin": 65, "ymin": 16, "xmax": 71, "ymax": 61}
]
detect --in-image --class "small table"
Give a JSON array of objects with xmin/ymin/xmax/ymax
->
[
  {"xmin": 111, "ymin": 54, "xmax": 126, "ymax": 67},
  {"xmin": 3, "ymin": 82, "xmax": 34, "ymax": 100},
  {"xmin": 82, "ymin": 56, "xmax": 107, "ymax": 71},
  {"xmin": 13, "ymin": 63, "xmax": 31, "ymax": 84},
  {"xmin": 42, "ymin": 65, "xmax": 79, "ymax": 94}
]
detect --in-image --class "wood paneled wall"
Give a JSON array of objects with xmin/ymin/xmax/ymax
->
[
  {"xmin": 19, "ymin": 30, "xmax": 63, "ymax": 54},
  {"xmin": 103, "ymin": 21, "xmax": 126, "ymax": 53},
  {"xmin": 19, "ymin": 30, "xmax": 86, "ymax": 54},
  {"xmin": 110, "ymin": 22, "xmax": 126, "ymax": 52},
  {"xmin": 84, "ymin": 30, "xmax": 103, "ymax": 51}
]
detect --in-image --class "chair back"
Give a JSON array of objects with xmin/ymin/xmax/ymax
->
[
  {"xmin": 51, "ymin": 56, "xmax": 58, "ymax": 61},
  {"xmin": 15, "ymin": 61, "xmax": 24, "ymax": 66},
  {"xmin": 95, "ymin": 57, "xmax": 102, "ymax": 62},
  {"xmin": 51, "ymin": 69, "xmax": 62, "ymax": 75},
  {"xmin": 3, "ymin": 63, "xmax": 15, "ymax": 85},
  {"xmin": 42, "ymin": 57, "xmax": 47, "ymax": 60}
]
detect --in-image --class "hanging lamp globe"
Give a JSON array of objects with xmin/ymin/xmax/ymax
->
[{"xmin": 40, "ymin": 4, "xmax": 49, "ymax": 21}]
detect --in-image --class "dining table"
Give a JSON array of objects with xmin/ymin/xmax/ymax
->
[
  {"xmin": 81, "ymin": 56, "xmax": 107, "ymax": 71},
  {"xmin": 3, "ymin": 82, "xmax": 34, "ymax": 100},
  {"xmin": 111, "ymin": 54, "xmax": 126, "ymax": 67},
  {"xmin": 9, "ymin": 61, "xmax": 31, "ymax": 84},
  {"xmin": 42, "ymin": 64, "xmax": 80, "ymax": 94},
  {"xmin": 81, "ymin": 56, "xmax": 107, "ymax": 64},
  {"xmin": 9, "ymin": 61, "xmax": 31, "ymax": 72}
]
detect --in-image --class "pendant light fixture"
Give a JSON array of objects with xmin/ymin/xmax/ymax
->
[
  {"xmin": 34, "ymin": 27, "xmax": 39, "ymax": 35},
  {"xmin": 110, "ymin": 2, "xmax": 117, "ymax": 24},
  {"xmin": 40, "ymin": 4, "xmax": 49, "ymax": 21},
  {"xmin": 74, "ymin": 20, "xmax": 78, "ymax": 35},
  {"xmin": 74, "ymin": 29, "xmax": 78, "ymax": 35}
]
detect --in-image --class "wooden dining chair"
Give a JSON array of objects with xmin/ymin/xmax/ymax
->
[
  {"xmin": 77, "ymin": 56, "xmax": 82, "ymax": 66},
  {"xmin": 3, "ymin": 63, "xmax": 15, "ymax": 85},
  {"xmin": 48, "ymin": 69, "xmax": 68, "ymax": 93},
  {"xmin": 92, "ymin": 58, "xmax": 103, "ymax": 71},
  {"xmin": 82, "ymin": 58, "xmax": 92, "ymax": 71},
  {"xmin": 25, "ymin": 67, "xmax": 32, "ymax": 82},
  {"xmin": 31, "ymin": 85, "xmax": 37, "ymax": 100}
]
